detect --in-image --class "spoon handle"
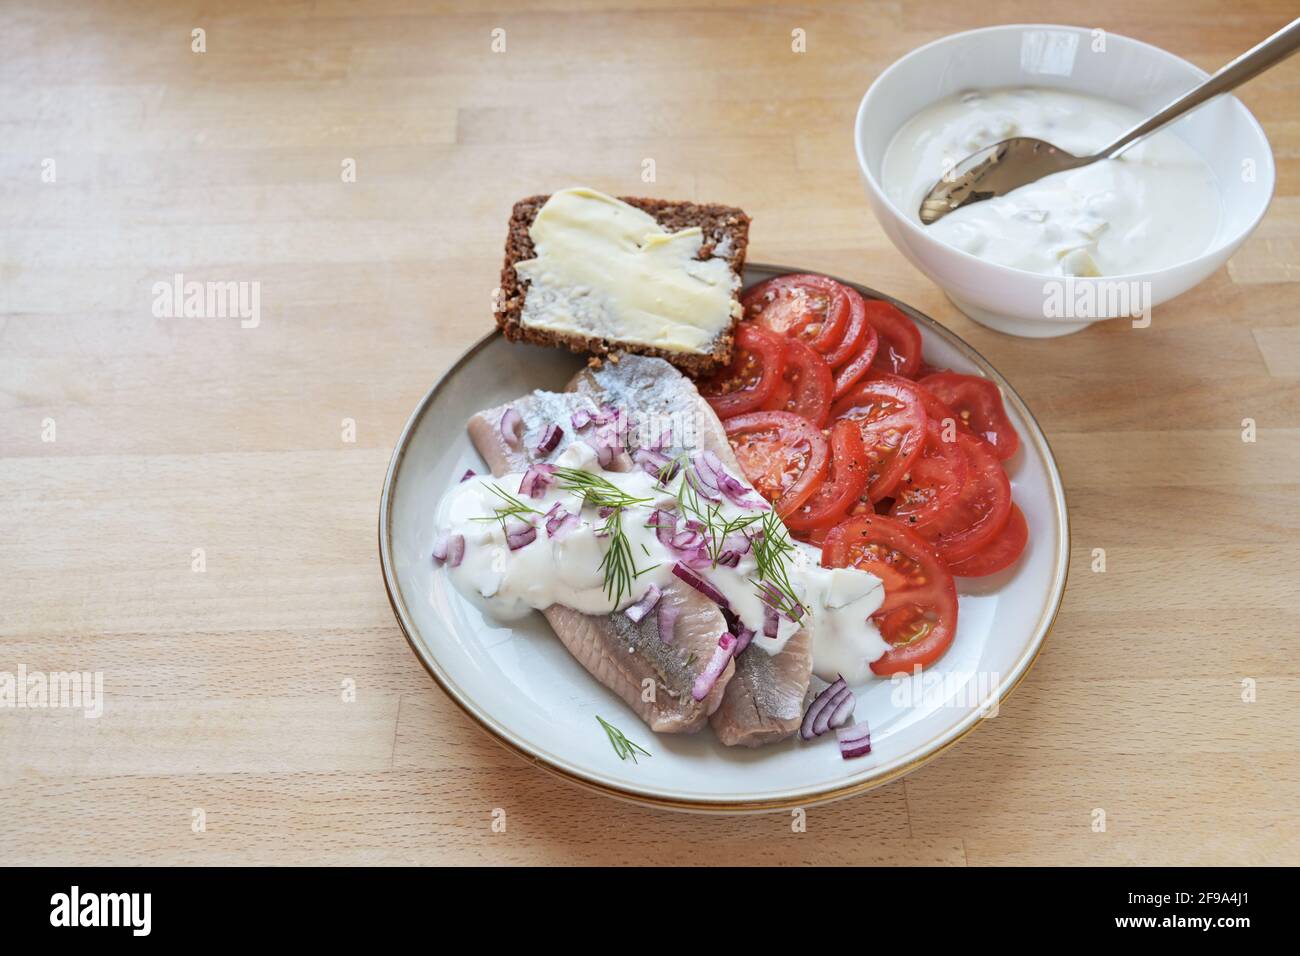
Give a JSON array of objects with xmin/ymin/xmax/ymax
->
[{"xmin": 1100, "ymin": 16, "xmax": 1300, "ymax": 160}]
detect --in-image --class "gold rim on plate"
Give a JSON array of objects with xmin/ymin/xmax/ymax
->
[{"xmin": 378, "ymin": 263, "xmax": 1071, "ymax": 813}]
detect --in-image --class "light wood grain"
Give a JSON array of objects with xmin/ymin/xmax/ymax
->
[{"xmin": 3, "ymin": 0, "xmax": 1298, "ymax": 866}]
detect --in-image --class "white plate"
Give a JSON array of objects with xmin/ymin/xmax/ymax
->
[{"xmin": 379, "ymin": 264, "xmax": 1070, "ymax": 812}]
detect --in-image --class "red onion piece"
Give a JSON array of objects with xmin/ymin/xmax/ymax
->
[
  {"xmin": 517, "ymin": 463, "xmax": 556, "ymax": 499},
  {"xmin": 716, "ymin": 550, "xmax": 741, "ymax": 568},
  {"xmin": 836, "ymin": 721, "xmax": 872, "ymax": 759},
  {"xmin": 459, "ymin": 469, "xmax": 477, "ymax": 482},
  {"xmin": 500, "ymin": 406, "xmax": 523, "ymax": 448},
  {"xmin": 543, "ymin": 502, "xmax": 578, "ymax": 538},
  {"xmin": 697, "ymin": 449, "xmax": 766, "ymax": 509},
  {"xmin": 672, "ymin": 562, "xmax": 730, "ymax": 608},
  {"xmin": 733, "ymin": 623, "xmax": 755, "ymax": 655},
  {"xmin": 505, "ymin": 520, "xmax": 536, "ymax": 551},
  {"xmin": 762, "ymin": 599, "xmax": 779, "ymax": 638},
  {"xmin": 534, "ymin": 423, "xmax": 563, "ymax": 455},
  {"xmin": 586, "ymin": 439, "xmax": 617, "ymax": 469},
  {"xmin": 801, "ymin": 677, "xmax": 848, "ymax": 740},
  {"xmin": 827, "ymin": 689, "xmax": 856, "ymax": 730},
  {"xmin": 633, "ymin": 447, "xmax": 674, "ymax": 480},
  {"xmin": 671, "ymin": 529, "xmax": 705, "ymax": 550},
  {"xmin": 656, "ymin": 599, "xmax": 679, "ymax": 644},
  {"xmin": 624, "ymin": 584, "xmax": 662, "ymax": 623},
  {"xmin": 691, "ymin": 632, "xmax": 738, "ymax": 701},
  {"xmin": 433, "ymin": 533, "xmax": 465, "ymax": 568},
  {"xmin": 571, "ymin": 408, "xmax": 593, "ymax": 430}
]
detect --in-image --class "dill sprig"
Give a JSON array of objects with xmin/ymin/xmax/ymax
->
[
  {"xmin": 553, "ymin": 467, "xmax": 656, "ymax": 607},
  {"xmin": 473, "ymin": 482, "xmax": 542, "ymax": 534},
  {"xmin": 596, "ymin": 714, "xmax": 652, "ymax": 763},
  {"xmin": 597, "ymin": 504, "xmax": 659, "ymax": 608},
  {"xmin": 552, "ymin": 466, "xmax": 653, "ymax": 510},
  {"xmin": 749, "ymin": 509, "xmax": 805, "ymax": 621},
  {"xmin": 672, "ymin": 459, "xmax": 762, "ymax": 567}
]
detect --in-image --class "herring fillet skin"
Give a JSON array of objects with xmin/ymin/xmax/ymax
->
[
  {"xmin": 571, "ymin": 355, "xmax": 815, "ymax": 747},
  {"xmin": 465, "ymin": 379, "xmax": 733, "ymax": 734}
]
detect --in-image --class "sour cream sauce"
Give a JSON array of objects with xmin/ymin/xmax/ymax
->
[
  {"xmin": 881, "ymin": 87, "xmax": 1222, "ymax": 276},
  {"xmin": 436, "ymin": 441, "xmax": 891, "ymax": 682}
]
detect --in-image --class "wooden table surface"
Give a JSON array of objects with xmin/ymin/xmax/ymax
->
[{"xmin": 3, "ymin": 0, "xmax": 1298, "ymax": 866}]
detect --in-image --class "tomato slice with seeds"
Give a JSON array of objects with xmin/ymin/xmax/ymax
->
[
  {"xmin": 864, "ymin": 299, "xmax": 923, "ymax": 378},
  {"xmin": 761, "ymin": 337, "xmax": 833, "ymax": 427},
  {"xmin": 823, "ymin": 284, "xmax": 869, "ymax": 368},
  {"xmin": 889, "ymin": 419, "xmax": 969, "ymax": 531},
  {"xmin": 785, "ymin": 420, "xmax": 869, "ymax": 531},
  {"xmin": 919, "ymin": 372, "xmax": 1020, "ymax": 460},
  {"xmin": 697, "ymin": 323, "xmax": 786, "ymax": 419},
  {"xmin": 822, "ymin": 514, "xmax": 958, "ymax": 676},
  {"xmin": 742, "ymin": 274, "xmax": 849, "ymax": 355},
  {"xmin": 922, "ymin": 431, "xmax": 1013, "ymax": 564},
  {"xmin": 830, "ymin": 376, "xmax": 927, "ymax": 502},
  {"xmin": 947, "ymin": 504, "xmax": 1028, "ymax": 577},
  {"xmin": 723, "ymin": 410, "xmax": 829, "ymax": 517},
  {"xmin": 831, "ymin": 322, "xmax": 880, "ymax": 399}
]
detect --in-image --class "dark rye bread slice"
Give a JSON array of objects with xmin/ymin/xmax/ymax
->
[{"xmin": 495, "ymin": 194, "xmax": 750, "ymax": 374}]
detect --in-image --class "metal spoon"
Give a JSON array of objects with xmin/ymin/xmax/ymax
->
[{"xmin": 919, "ymin": 18, "xmax": 1300, "ymax": 225}]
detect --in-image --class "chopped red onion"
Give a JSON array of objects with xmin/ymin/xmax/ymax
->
[
  {"xmin": 505, "ymin": 520, "xmax": 536, "ymax": 551},
  {"xmin": 633, "ymin": 446, "xmax": 674, "ymax": 480},
  {"xmin": 499, "ymin": 406, "xmax": 523, "ymax": 448},
  {"xmin": 688, "ymin": 456, "xmax": 722, "ymax": 499},
  {"xmin": 432, "ymin": 533, "xmax": 465, "ymax": 568},
  {"xmin": 836, "ymin": 721, "xmax": 872, "ymax": 759},
  {"xmin": 762, "ymin": 591, "xmax": 780, "ymax": 638},
  {"xmin": 697, "ymin": 449, "xmax": 766, "ymax": 509},
  {"xmin": 517, "ymin": 463, "xmax": 556, "ymax": 499},
  {"xmin": 723, "ymin": 532, "xmax": 752, "ymax": 556},
  {"xmin": 459, "ymin": 469, "xmax": 477, "ymax": 482},
  {"xmin": 534, "ymin": 423, "xmax": 563, "ymax": 455},
  {"xmin": 671, "ymin": 529, "xmax": 705, "ymax": 550},
  {"xmin": 624, "ymin": 584, "xmax": 662, "ymax": 623},
  {"xmin": 543, "ymin": 502, "xmax": 578, "ymax": 538},
  {"xmin": 656, "ymin": 599, "xmax": 679, "ymax": 644},
  {"xmin": 691, "ymin": 632, "xmax": 738, "ymax": 701},
  {"xmin": 586, "ymin": 439, "xmax": 618, "ymax": 469},
  {"xmin": 672, "ymin": 562, "xmax": 730, "ymax": 609},
  {"xmin": 571, "ymin": 408, "xmax": 593, "ymax": 430},
  {"xmin": 827, "ymin": 689, "xmax": 856, "ymax": 730},
  {"xmin": 733, "ymin": 623, "xmax": 755, "ymax": 655},
  {"xmin": 801, "ymin": 677, "xmax": 853, "ymax": 740},
  {"xmin": 716, "ymin": 550, "xmax": 741, "ymax": 568}
]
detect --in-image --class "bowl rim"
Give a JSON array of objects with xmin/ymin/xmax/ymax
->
[
  {"xmin": 853, "ymin": 22, "xmax": 1277, "ymax": 285},
  {"xmin": 377, "ymin": 262, "xmax": 1072, "ymax": 813}
]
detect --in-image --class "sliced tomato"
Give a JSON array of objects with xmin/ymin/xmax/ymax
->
[
  {"xmin": 822, "ymin": 514, "xmax": 958, "ymax": 676},
  {"xmin": 947, "ymin": 504, "xmax": 1028, "ymax": 577},
  {"xmin": 919, "ymin": 371, "xmax": 1020, "ymax": 460},
  {"xmin": 923, "ymin": 431, "xmax": 1013, "ymax": 564},
  {"xmin": 889, "ymin": 419, "xmax": 969, "ymax": 531},
  {"xmin": 742, "ymin": 274, "xmax": 849, "ymax": 355},
  {"xmin": 822, "ymin": 285, "xmax": 868, "ymax": 368},
  {"xmin": 723, "ymin": 410, "xmax": 829, "ymax": 517},
  {"xmin": 862, "ymin": 299, "xmax": 923, "ymax": 378},
  {"xmin": 830, "ymin": 376, "xmax": 927, "ymax": 502},
  {"xmin": 697, "ymin": 323, "xmax": 786, "ymax": 419},
  {"xmin": 760, "ymin": 337, "xmax": 834, "ymax": 427},
  {"xmin": 785, "ymin": 420, "xmax": 869, "ymax": 531},
  {"xmin": 831, "ymin": 322, "xmax": 880, "ymax": 399}
]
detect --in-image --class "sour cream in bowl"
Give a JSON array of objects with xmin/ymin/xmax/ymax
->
[{"xmin": 855, "ymin": 25, "xmax": 1275, "ymax": 337}]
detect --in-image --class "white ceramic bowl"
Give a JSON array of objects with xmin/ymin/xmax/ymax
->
[{"xmin": 854, "ymin": 24, "xmax": 1276, "ymax": 337}]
